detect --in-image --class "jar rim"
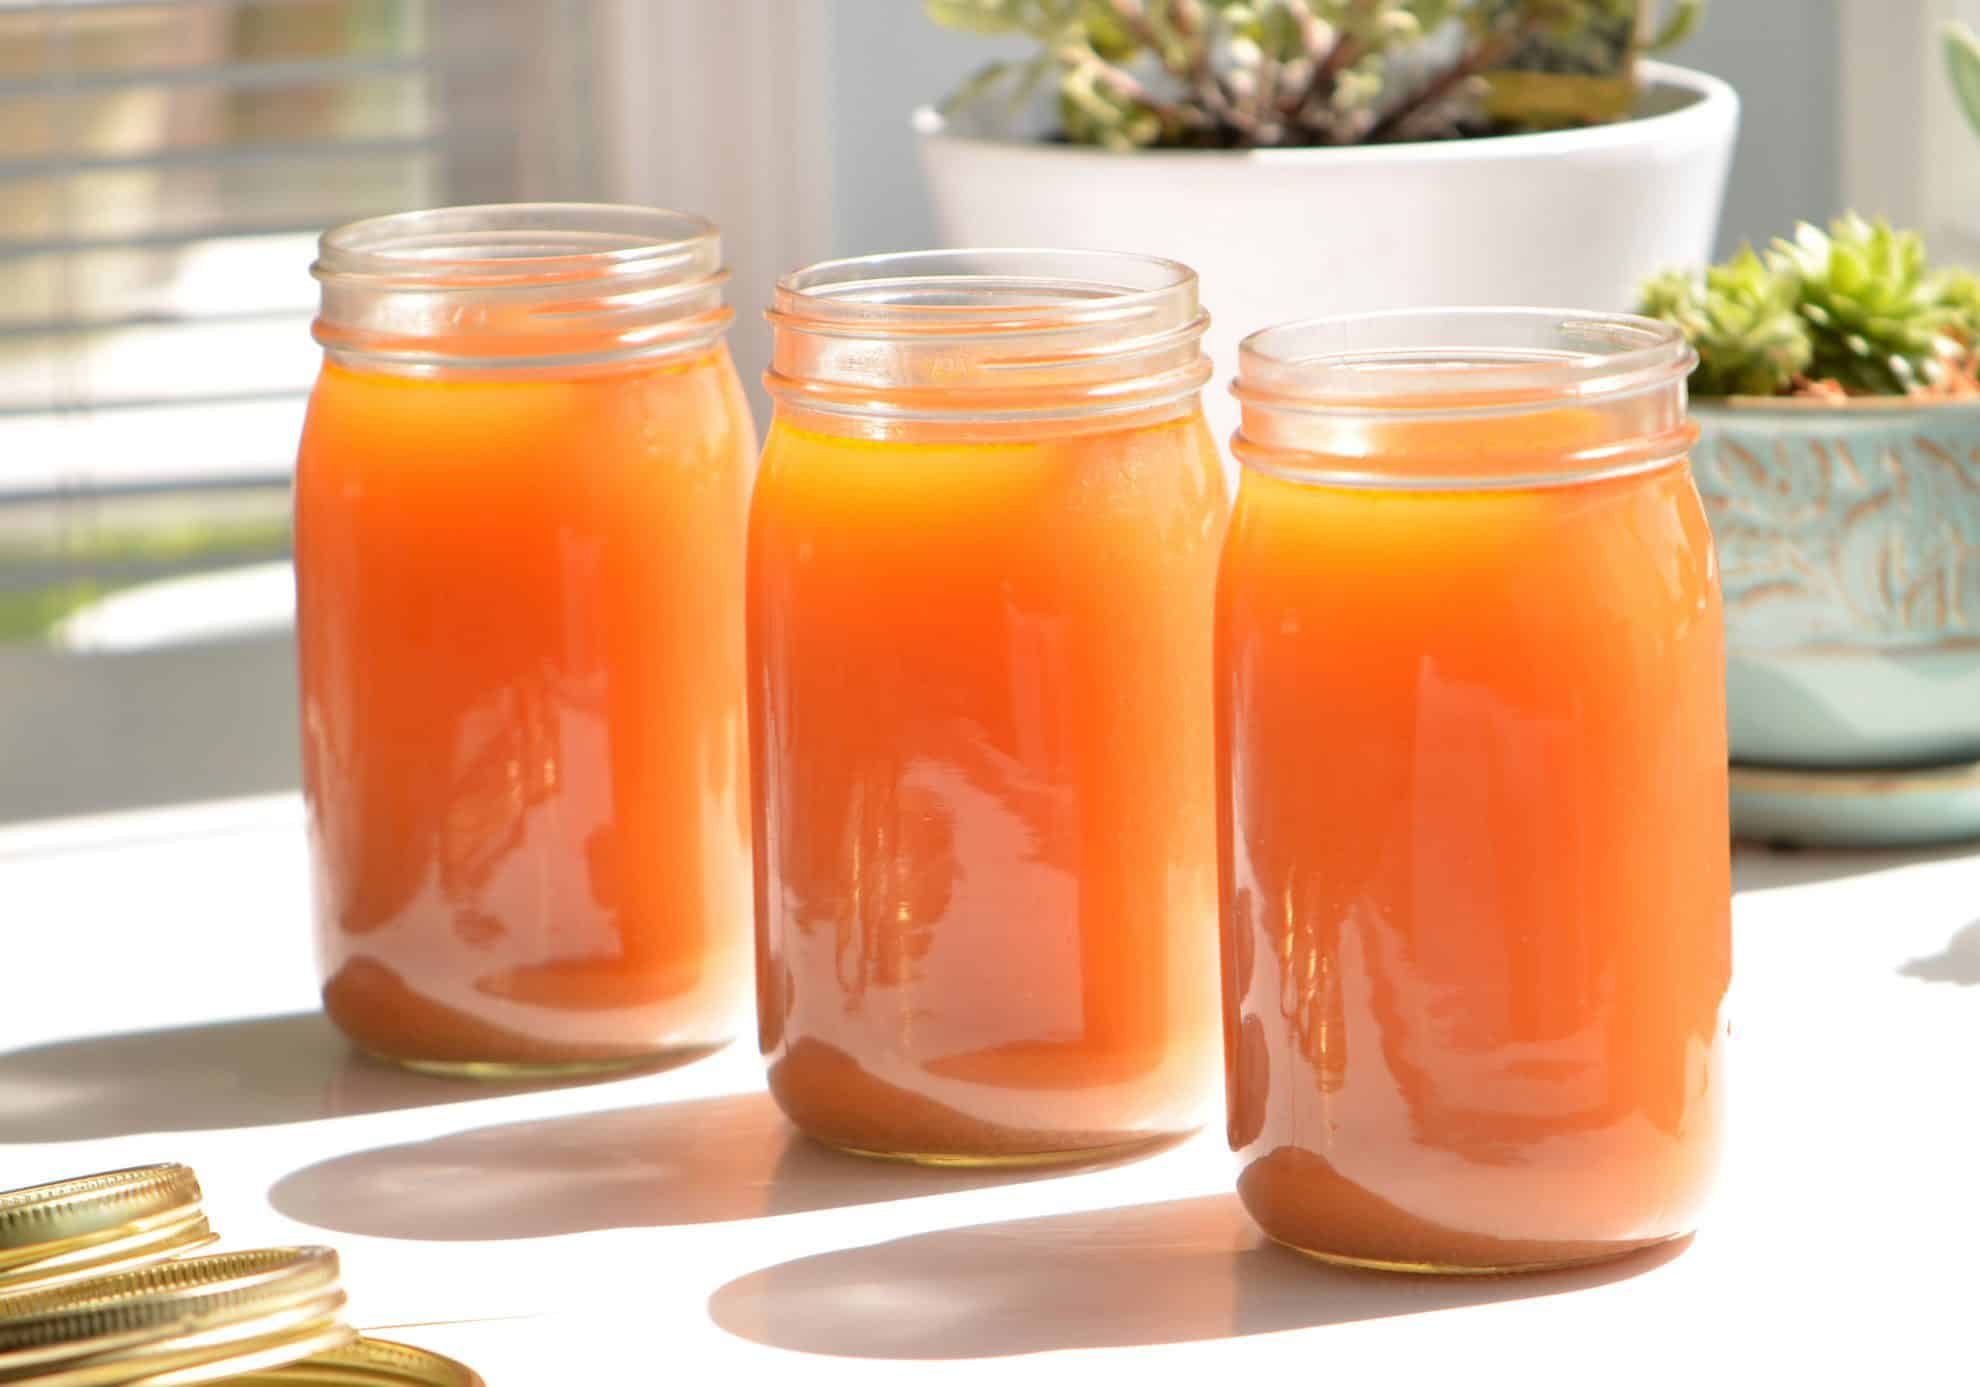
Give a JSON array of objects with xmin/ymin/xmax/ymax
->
[
  {"xmin": 1232, "ymin": 309, "xmax": 1698, "ymax": 491},
  {"xmin": 771, "ymin": 248, "xmax": 1198, "ymax": 333},
  {"xmin": 314, "ymin": 203, "xmax": 719, "ymax": 288},
  {"xmin": 1235, "ymin": 308, "xmax": 1696, "ymax": 421},
  {"xmin": 311, "ymin": 203, "xmax": 732, "ymax": 374},
  {"xmin": 766, "ymin": 249, "xmax": 1211, "ymax": 428}
]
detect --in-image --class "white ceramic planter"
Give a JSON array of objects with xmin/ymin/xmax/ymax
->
[{"xmin": 916, "ymin": 61, "xmax": 1738, "ymax": 439}]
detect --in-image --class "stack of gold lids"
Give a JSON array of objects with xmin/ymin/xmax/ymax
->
[
  {"xmin": 0, "ymin": 1166, "xmax": 215, "ymax": 1292},
  {"xmin": 0, "ymin": 1168, "xmax": 479, "ymax": 1387}
]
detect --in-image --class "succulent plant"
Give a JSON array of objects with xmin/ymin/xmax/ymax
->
[
  {"xmin": 927, "ymin": 0, "xmax": 1705, "ymax": 151},
  {"xmin": 1638, "ymin": 248, "xmax": 1812, "ymax": 399},
  {"xmin": 1936, "ymin": 265, "xmax": 1980, "ymax": 342},
  {"xmin": 1640, "ymin": 216, "xmax": 1980, "ymax": 399},
  {"xmin": 1767, "ymin": 216, "xmax": 1965, "ymax": 397}
]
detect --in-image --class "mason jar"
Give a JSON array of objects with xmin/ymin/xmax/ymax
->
[
  {"xmin": 298, "ymin": 204, "xmax": 755, "ymax": 1075},
  {"xmin": 752, "ymin": 249, "xmax": 1227, "ymax": 1163},
  {"xmin": 1218, "ymin": 309, "xmax": 1730, "ymax": 1271}
]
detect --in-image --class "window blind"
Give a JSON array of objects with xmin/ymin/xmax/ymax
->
[
  {"xmin": 0, "ymin": 0, "xmax": 601, "ymax": 503},
  {"xmin": 0, "ymin": 0, "xmax": 603, "ymax": 824}
]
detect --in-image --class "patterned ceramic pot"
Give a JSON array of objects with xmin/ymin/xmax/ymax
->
[{"xmin": 1692, "ymin": 398, "xmax": 1980, "ymax": 769}]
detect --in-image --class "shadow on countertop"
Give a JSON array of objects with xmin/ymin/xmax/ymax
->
[
  {"xmin": 0, "ymin": 1012, "xmax": 688, "ymax": 1144},
  {"xmin": 708, "ymin": 1195, "xmax": 1690, "ymax": 1358},
  {"xmin": 270, "ymin": 1091, "xmax": 1181, "ymax": 1239},
  {"xmin": 1899, "ymin": 921, "xmax": 1980, "ymax": 986},
  {"xmin": 1733, "ymin": 839, "xmax": 1978, "ymax": 894}
]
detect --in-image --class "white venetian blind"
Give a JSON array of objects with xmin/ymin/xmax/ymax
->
[
  {"xmin": 0, "ymin": 0, "xmax": 609, "ymax": 824},
  {"xmin": 0, "ymin": 0, "xmax": 604, "ymax": 504},
  {"xmin": 0, "ymin": 0, "xmax": 837, "ymax": 823}
]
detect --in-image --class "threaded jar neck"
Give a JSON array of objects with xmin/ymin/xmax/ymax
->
[
  {"xmin": 312, "ymin": 203, "xmax": 732, "ymax": 376},
  {"xmin": 766, "ymin": 249, "xmax": 1211, "ymax": 435},
  {"xmin": 1232, "ymin": 309, "xmax": 1699, "ymax": 490}
]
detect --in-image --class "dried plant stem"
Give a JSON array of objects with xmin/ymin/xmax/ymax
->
[
  {"xmin": 1251, "ymin": 50, "xmax": 1284, "ymax": 139},
  {"xmin": 1364, "ymin": 16, "xmax": 1536, "ymax": 142},
  {"xmin": 930, "ymin": 0, "xmax": 1700, "ymax": 150},
  {"xmin": 1105, "ymin": 0, "xmax": 1176, "ymax": 72},
  {"xmin": 1281, "ymin": 0, "xmax": 1375, "ymax": 123},
  {"xmin": 1105, "ymin": 0, "xmax": 1243, "ymax": 136},
  {"xmin": 1058, "ymin": 43, "xmax": 1193, "ymax": 133}
]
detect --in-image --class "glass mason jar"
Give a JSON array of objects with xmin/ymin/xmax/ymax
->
[
  {"xmin": 298, "ymin": 205, "xmax": 756, "ymax": 1075},
  {"xmin": 752, "ymin": 250, "xmax": 1227, "ymax": 1163},
  {"xmin": 1218, "ymin": 310, "xmax": 1730, "ymax": 1272}
]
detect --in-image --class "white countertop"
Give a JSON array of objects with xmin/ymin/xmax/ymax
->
[{"xmin": 4, "ymin": 794, "xmax": 1978, "ymax": 1382}]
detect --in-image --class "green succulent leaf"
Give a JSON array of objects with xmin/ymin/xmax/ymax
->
[
  {"xmin": 1258, "ymin": 2, "xmax": 1305, "ymax": 60},
  {"xmin": 930, "ymin": 0, "xmax": 1703, "ymax": 149},
  {"xmin": 1936, "ymin": 265, "xmax": 1980, "ymax": 344},
  {"xmin": 1647, "ymin": 0, "xmax": 1704, "ymax": 52},
  {"xmin": 1079, "ymin": 0, "xmax": 1144, "ymax": 61},
  {"xmin": 1945, "ymin": 22, "xmax": 1980, "ymax": 146},
  {"xmin": 1637, "ymin": 267, "xmax": 1699, "ymax": 324},
  {"xmin": 1767, "ymin": 215, "xmax": 1961, "ymax": 395},
  {"xmin": 940, "ymin": 59, "xmax": 1015, "ymax": 116},
  {"xmin": 1008, "ymin": 51, "xmax": 1057, "ymax": 109},
  {"xmin": 926, "ymin": 0, "xmax": 1027, "ymax": 35},
  {"xmin": 1638, "ymin": 246, "xmax": 1811, "ymax": 398}
]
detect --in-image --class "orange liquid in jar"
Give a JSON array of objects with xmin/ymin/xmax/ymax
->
[
  {"xmin": 750, "ymin": 412, "xmax": 1227, "ymax": 1160},
  {"xmin": 296, "ymin": 346, "xmax": 756, "ymax": 1070},
  {"xmin": 1217, "ymin": 412, "xmax": 1730, "ymax": 1270}
]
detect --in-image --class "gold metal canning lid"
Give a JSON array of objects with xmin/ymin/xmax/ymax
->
[
  {"xmin": 0, "ymin": 1246, "xmax": 354, "ymax": 1387},
  {"xmin": 241, "ymin": 1339, "xmax": 484, "ymax": 1387},
  {"xmin": 0, "ymin": 1166, "xmax": 216, "ymax": 1291}
]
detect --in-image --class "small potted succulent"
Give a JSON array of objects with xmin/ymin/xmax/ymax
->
[
  {"xmin": 914, "ymin": 1, "xmax": 1737, "ymax": 434},
  {"xmin": 1638, "ymin": 215, "xmax": 1980, "ymax": 846}
]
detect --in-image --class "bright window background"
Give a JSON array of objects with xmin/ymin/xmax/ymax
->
[
  {"xmin": 0, "ymin": 0, "xmax": 1853, "ymax": 826},
  {"xmin": 0, "ymin": 0, "xmax": 604, "ymax": 823}
]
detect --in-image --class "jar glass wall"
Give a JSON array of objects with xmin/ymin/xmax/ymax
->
[
  {"xmin": 752, "ymin": 250, "xmax": 1228, "ymax": 1163},
  {"xmin": 298, "ymin": 204, "xmax": 756, "ymax": 1075},
  {"xmin": 1218, "ymin": 309, "xmax": 1731, "ymax": 1271}
]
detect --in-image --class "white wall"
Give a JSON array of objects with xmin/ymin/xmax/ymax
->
[
  {"xmin": 825, "ymin": 0, "xmax": 1844, "ymax": 264},
  {"xmin": 824, "ymin": 7, "xmax": 1028, "ymax": 259},
  {"xmin": 1840, "ymin": 0, "xmax": 1980, "ymax": 264},
  {"xmin": 1689, "ymin": 0, "xmax": 1843, "ymax": 255},
  {"xmin": 596, "ymin": 0, "xmax": 835, "ymax": 424}
]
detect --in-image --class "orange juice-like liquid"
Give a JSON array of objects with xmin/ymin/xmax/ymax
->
[
  {"xmin": 1217, "ymin": 420, "xmax": 1730, "ymax": 1269},
  {"xmin": 749, "ymin": 412, "xmax": 1228, "ymax": 1160},
  {"xmin": 296, "ymin": 347, "xmax": 756, "ymax": 1070}
]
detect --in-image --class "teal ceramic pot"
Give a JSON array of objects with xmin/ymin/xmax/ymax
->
[{"xmin": 1690, "ymin": 398, "xmax": 1980, "ymax": 770}]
